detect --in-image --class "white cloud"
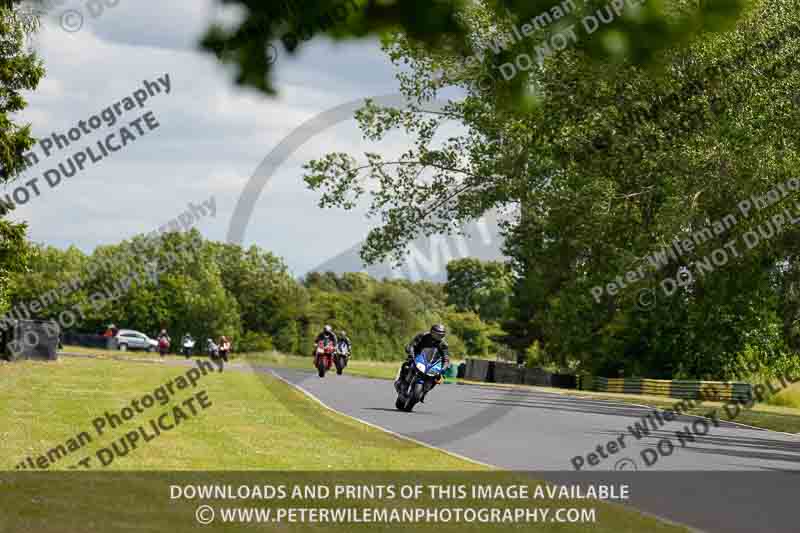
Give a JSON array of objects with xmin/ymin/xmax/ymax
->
[{"xmin": 11, "ymin": 0, "xmax": 405, "ymax": 274}]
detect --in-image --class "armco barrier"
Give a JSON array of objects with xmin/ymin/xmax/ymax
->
[
  {"xmin": 551, "ymin": 373, "xmax": 577, "ymax": 389},
  {"xmin": 462, "ymin": 360, "xmax": 751, "ymax": 398},
  {"xmin": 2, "ymin": 319, "xmax": 60, "ymax": 361},
  {"xmin": 585, "ymin": 376, "xmax": 752, "ymax": 401},
  {"xmin": 62, "ymin": 331, "xmax": 114, "ymax": 350},
  {"xmin": 493, "ymin": 361, "xmax": 523, "ymax": 384},
  {"xmin": 465, "ymin": 358, "xmax": 491, "ymax": 381},
  {"xmin": 464, "ymin": 359, "xmax": 568, "ymax": 388},
  {"xmin": 523, "ymin": 367, "xmax": 552, "ymax": 386}
]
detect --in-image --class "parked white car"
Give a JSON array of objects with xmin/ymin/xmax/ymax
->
[{"xmin": 115, "ymin": 329, "xmax": 158, "ymax": 352}]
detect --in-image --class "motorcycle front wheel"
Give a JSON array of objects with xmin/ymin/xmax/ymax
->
[{"xmin": 402, "ymin": 382, "xmax": 424, "ymax": 412}]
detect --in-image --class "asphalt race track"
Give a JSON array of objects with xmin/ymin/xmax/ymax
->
[{"xmin": 271, "ymin": 367, "xmax": 800, "ymax": 533}]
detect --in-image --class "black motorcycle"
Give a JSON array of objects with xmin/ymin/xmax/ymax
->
[
  {"xmin": 182, "ymin": 336, "xmax": 195, "ymax": 358},
  {"xmin": 207, "ymin": 339, "xmax": 219, "ymax": 359},
  {"xmin": 335, "ymin": 340, "xmax": 350, "ymax": 375}
]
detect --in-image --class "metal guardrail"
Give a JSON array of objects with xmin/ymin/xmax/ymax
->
[
  {"xmin": 463, "ymin": 359, "xmax": 751, "ymax": 400},
  {"xmin": 61, "ymin": 331, "xmax": 114, "ymax": 350},
  {"xmin": 2, "ymin": 319, "xmax": 60, "ymax": 361},
  {"xmin": 463, "ymin": 359, "xmax": 577, "ymax": 389},
  {"xmin": 582, "ymin": 376, "xmax": 753, "ymax": 401}
]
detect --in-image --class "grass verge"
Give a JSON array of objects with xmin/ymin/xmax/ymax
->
[{"xmin": 0, "ymin": 356, "xmax": 469, "ymax": 470}]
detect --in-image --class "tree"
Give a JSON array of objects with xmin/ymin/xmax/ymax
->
[
  {"xmin": 201, "ymin": 0, "xmax": 747, "ymax": 102},
  {"xmin": 0, "ymin": 2, "xmax": 44, "ymax": 315},
  {"xmin": 443, "ymin": 308, "xmax": 502, "ymax": 357},
  {"xmin": 300, "ymin": 0, "xmax": 800, "ymax": 379},
  {"xmin": 10, "ymin": 228, "xmax": 503, "ymax": 360},
  {"xmin": 210, "ymin": 242, "xmax": 298, "ymax": 338},
  {"xmin": 445, "ymin": 258, "xmax": 512, "ymax": 322}
]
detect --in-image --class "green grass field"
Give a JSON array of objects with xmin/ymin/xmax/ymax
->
[
  {"xmin": 0, "ymin": 356, "xmax": 688, "ymax": 532},
  {"xmin": 766, "ymin": 383, "xmax": 800, "ymax": 408},
  {"xmin": 0, "ymin": 356, "xmax": 466, "ymax": 470}
]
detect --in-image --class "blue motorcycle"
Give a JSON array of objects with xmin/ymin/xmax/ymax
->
[{"xmin": 395, "ymin": 347, "xmax": 444, "ymax": 412}]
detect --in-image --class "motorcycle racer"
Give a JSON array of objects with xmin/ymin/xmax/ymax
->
[
  {"xmin": 338, "ymin": 330, "xmax": 352, "ymax": 353},
  {"xmin": 312, "ymin": 325, "xmax": 338, "ymax": 357},
  {"xmin": 395, "ymin": 324, "xmax": 450, "ymax": 402}
]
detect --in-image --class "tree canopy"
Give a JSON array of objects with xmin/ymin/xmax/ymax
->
[
  {"xmin": 0, "ymin": 1, "xmax": 44, "ymax": 316},
  {"xmin": 300, "ymin": 0, "xmax": 800, "ymax": 379},
  {"xmin": 202, "ymin": 0, "xmax": 748, "ymax": 100},
  {"xmin": 7, "ymin": 231, "xmax": 503, "ymax": 359},
  {"xmin": 445, "ymin": 257, "xmax": 512, "ymax": 323}
]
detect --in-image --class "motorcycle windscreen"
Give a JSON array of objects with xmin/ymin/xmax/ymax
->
[{"xmin": 414, "ymin": 348, "xmax": 443, "ymax": 375}]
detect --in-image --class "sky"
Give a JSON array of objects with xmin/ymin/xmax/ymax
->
[{"xmin": 6, "ymin": 0, "xmax": 503, "ymax": 279}]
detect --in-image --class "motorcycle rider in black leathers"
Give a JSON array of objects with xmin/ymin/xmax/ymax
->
[
  {"xmin": 395, "ymin": 324, "xmax": 450, "ymax": 402},
  {"xmin": 312, "ymin": 325, "xmax": 338, "ymax": 357},
  {"xmin": 338, "ymin": 331, "xmax": 352, "ymax": 354}
]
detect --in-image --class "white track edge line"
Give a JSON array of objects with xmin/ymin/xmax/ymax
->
[
  {"xmin": 268, "ymin": 369, "xmax": 496, "ymax": 469},
  {"xmin": 462, "ymin": 380, "xmax": 799, "ymax": 438},
  {"xmin": 268, "ymin": 370, "xmax": 707, "ymax": 533}
]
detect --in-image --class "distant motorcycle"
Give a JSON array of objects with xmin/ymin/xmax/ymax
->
[
  {"xmin": 207, "ymin": 338, "xmax": 219, "ymax": 359},
  {"xmin": 158, "ymin": 336, "xmax": 170, "ymax": 357},
  {"xmin": 182, "ymin": 337, "xmax": 196, "ymax": 358},
  {"xmin": 219, "ymin": 338, "xmax": 231, "ymax": 363},
  {"xmin": 395, "ymin": 347, "xmax": 444, "ymax": 412},
  {"xmin": 335, "ymin": 341, "xmax": 350, "ymax": 375},
  {"xmin": 315, "ymin": 340, "xmax": 335, "ymax": 377}
]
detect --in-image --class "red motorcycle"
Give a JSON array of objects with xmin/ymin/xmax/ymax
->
[
  {"xmin": 315, "ymin": 340, "xmax": 335, "ymax": 377},
  {"xmin": 158, "ymin": 336, "xmax": 170, "ymax": 357}
]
